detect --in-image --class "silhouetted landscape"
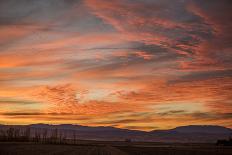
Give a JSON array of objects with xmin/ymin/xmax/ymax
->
[
  {"xmin": 1, "ymin": 124, "xmax": 232, "ymax": 143},
  {"xmin": 0, "ymin": 124, "xmax": 232, "ymax": 154}
]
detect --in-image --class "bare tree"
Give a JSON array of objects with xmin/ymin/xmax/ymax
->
[
  {"xmin": 51, "ymin": 128, "xmax": 58, "ymax": 143},
  {"xmin": 42, "ymin": 128, "xmax": 48, "ymax": 143},
  {"xmin": 23, "ymin": 127, "xmax": 31, "ymax": 141},
  {"xmin": 73, "ymin": 130, "xmax": 77, "ymax": 144},
  {"xmin": 0, "ymin": 129, "xmax": 6, "ymax": 141},
  {"xmin": 34, "ymin": 129, "xmax": 41, "ymax": 142},
  {"xmin": 13, "ymin": 128, "xmax": 20, "ymax": 140},
  {"xmin": 6, "ymin": 128, "xmax": 14, "ymax": 140},
  {"xmin": 58, "ymin": 130, "xmax": 68, "ymax": 144}
]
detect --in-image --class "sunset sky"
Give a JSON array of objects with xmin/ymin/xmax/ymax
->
[{"xmin": 0, "ymin": 0, "xmax": 231, "ymax": 131}]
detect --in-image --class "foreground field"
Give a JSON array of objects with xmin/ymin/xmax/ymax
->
[{"xmin": 0, "ymin": 142, "xmax": 231, "ymax": 155}]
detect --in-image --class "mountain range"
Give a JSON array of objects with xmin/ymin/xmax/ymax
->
[{"xmin": 0, "ymin": 124, "xmax": 231, "ymax": 143}]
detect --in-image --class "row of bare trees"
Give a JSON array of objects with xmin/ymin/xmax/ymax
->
[{"xmin": 0, "ymin": 127, "xmax": 77, "ymax": 144}]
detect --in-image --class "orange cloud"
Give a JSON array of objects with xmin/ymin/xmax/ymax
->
[
  {"xmin": 135, "ymin": 51, "xmax": 154, "ymax": 60},
  {"xmin": 0, "ymin": 25, "xmax": 37, "ymax": 45},
  {"xmin": 0, "ymin": 0, "xmax": 231, "ymax": 130}
]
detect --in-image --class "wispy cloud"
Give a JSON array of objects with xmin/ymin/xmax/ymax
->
[{"xmin": 0, "ymin": 0, "xmax": 231, "ymax": 130}]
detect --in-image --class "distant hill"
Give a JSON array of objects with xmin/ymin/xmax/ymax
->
[
  {"xmin": 170, "ymin": 125, "xmax": 232, "ymax": 134},
  {"xmin": 0, "ymin": 124, "xmax": 231, "ymax": 143}
]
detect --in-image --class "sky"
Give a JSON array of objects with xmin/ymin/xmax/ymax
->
[{"xmin": 0, "ymin": 0, "xmax": 231, "ymax": 131}]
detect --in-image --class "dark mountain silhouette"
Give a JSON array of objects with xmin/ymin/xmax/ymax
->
[
  {"xmin": 0, "ymin": 124, "xmax": 231, "ymax": 143},
  {"xmin": 170, "ymin": 125, "xmax": 232, "ymax": 134}
]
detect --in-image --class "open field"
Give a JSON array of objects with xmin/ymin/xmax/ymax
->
[{"xmin": 0, "ymin": 142, "xmax": 231, "ymax": 155}]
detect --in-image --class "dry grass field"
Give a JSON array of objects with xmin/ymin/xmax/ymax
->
[{"xmin": 0, "ymin": 142, "xmax": 231, "ymax": 155}]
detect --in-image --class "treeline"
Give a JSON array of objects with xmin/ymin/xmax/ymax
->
[
  {"xmin": 0, "ymin": 127, "xmax": 78, "ymax": 144},
  {"xmin": 216, "ymin": 138, "xmax": 232, "ymax": 146}
]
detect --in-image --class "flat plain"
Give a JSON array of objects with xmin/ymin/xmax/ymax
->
[{"xmin": 0, "ymin": 142, "xmax": 231, "ymax": 155}]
